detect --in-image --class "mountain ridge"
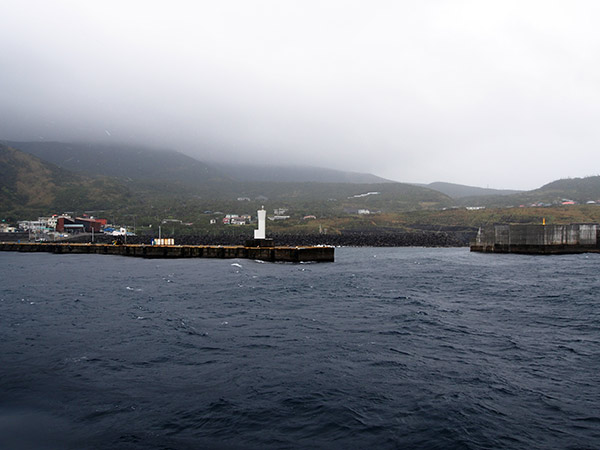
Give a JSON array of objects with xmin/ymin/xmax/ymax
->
[
  {"xmin": 4, "ymin": 140, "xmax": 393, "ymax": 185},
  {"xmin": 2, "ymin": 141, "xmax": 227, "ymax": 185},
  {"xmin": 210, "ymin": 161, "xmax": 395, "ymax": 184},
  {"xmin": 421, "ymin": 181, "xmax": 522, "ymax": 199}
]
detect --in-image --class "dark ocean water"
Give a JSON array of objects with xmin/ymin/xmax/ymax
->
[{"xmin": 0, "ymin": 247, "xmax": 599, "ymax": 449}]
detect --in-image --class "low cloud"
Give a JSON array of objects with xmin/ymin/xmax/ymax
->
[{"xmin": 1, "ymin": 0, "xmax": 599, "ymax": 189}]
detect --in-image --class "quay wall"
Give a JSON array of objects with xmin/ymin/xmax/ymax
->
[
  {"xmin": 0, "ymin": 243, "xmax": 334, "ymax": 262},
  {"xmin": 471, "ymin": 224, "xmax": 600, "ymax": 254}
]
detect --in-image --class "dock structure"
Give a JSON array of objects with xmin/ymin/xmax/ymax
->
[
  {"xmin": 0, "ymin": 242, "xmax": 334, "ymax": 262},
  {"xmin": 471, "ymin": 224, "xmax": 600, "ymax": 254}
]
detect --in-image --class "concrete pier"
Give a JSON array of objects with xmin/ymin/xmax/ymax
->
[
  {"xmin": 470, "ymin": 224, "xmax": 600, "ymax": 254},
  {"xmin": 0, "ymin": 242, "xmax": 334, "ymax": 262}
]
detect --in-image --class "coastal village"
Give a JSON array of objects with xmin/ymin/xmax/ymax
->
[
  {"xmin": 2, "ymin": 214, "xmax": 128, "ymax": 241},
  {"xmin": 2, "ymin": 177, "xmax": 600, "ymax": 240},
  {"xmin": 0, "ymin": 207, "xmax": 337, "ymax": 262},
  {"xmin": 2, "ymin": 195, "xmax": 599, "ymax": 244},
  {"xmin": 0, "ymin": 207, "xmax": 309, "ymax": 242}
]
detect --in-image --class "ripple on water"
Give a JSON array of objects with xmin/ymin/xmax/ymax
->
[{"xmin": 0, "ymin": 248, "xmax": 599, "ymax": 449}]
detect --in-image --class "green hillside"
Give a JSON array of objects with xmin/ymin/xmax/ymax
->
[
  {"xmin": 2, "ymin": 141, "xmax": 453, "ymax": 220},
  {"xmin": 116, "ymin": 179, "xmax": 452, "ymax": 229},
  {"xmin": 455, "ymin": 176, "xmax": 600, "ymax": 208},
  {"xmin": 0, "ymin": 144, "xmax": 132, "ymax": 220},
  {"xmin": 4, "ymin": 140, "xmax": 599, "ymax": 237},
  {"xmin": 531, "ymin": 176, "xmax": 600, "ymax": 202}
]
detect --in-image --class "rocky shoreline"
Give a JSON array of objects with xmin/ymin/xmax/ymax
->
[{"xmin": 59, "ymin": 230, "xmax": 473, "ymax": 247}]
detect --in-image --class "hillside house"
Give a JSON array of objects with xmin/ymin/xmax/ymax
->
[
  {"xmin": 223, "ymin": 214, "xmax": 251, "ymax": 225},
  {"xmin": 18, "ymin": 218, "xmax": 52, "ymax": 233},
  {"xmin": 0, "ymin": 224, "xmax": 17, "ymax": 233}
]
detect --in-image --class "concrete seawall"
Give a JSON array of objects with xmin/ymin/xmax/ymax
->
[
  {"xmin": 0, "ymin": 242, "xmax": 335, "ymax": 262},
  {"xmin": 470, "ymin": 224, "xmax": 600, "ymax": 254}
]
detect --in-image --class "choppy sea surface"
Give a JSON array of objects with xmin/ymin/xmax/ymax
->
[{"xmin": 0, "ymin": 247, "xmax": 599, "ymax": 449}]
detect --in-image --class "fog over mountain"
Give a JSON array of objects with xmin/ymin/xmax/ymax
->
[{"xmin": 2, "ymin": 1, "xmax": 600, "ymax": 190}]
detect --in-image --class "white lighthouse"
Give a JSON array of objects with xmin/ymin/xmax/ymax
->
[{"xmin": 254, "ymin": 206, "xmax": 266, "ymax": 239}]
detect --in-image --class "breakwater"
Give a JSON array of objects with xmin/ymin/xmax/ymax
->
[
  {"xmin": 59, "ymin": 230, "xmax": 470, "ymax": 247},
  {"xmin": 0, "ymin": 242, "xmax": 334, "ymax": 262},
  {"xmin": 471, "ymin": 224, "xmax": 600, "ymax": 254}
]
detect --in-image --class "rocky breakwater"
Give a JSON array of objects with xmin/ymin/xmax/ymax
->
[{"xmin": 62, "ymin": 230, "xmax": 467, "ymax": 247}]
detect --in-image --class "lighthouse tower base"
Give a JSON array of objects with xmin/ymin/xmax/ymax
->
[{"xmin": 245, "ymin": 238, "xmax": 274, "ymax": 248}]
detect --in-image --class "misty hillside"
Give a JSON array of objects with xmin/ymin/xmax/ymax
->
[
  {"xmin": 5, "ymin": 139, "xmax": 600, "ymax": 221},
  {"xmin": 3, "ymin": 141, "xmax": 227, "ymax": 185},
  {"xmin": 211, "ymin": 162, "xmax": 394, "ymax": 184},
  {"xmin": 532, "ymin": 176, "xmax": 600, "ymax": 200},
  {"xmin": 0, "ymin": 141, "xmax": 453, "ymax": 219},
  {"xmin": 205, "ymin": 181, "xmax": 452, "ymax": 209},
  {"xmin": 123, "ymin": 178, "xmax": 454, "ymax": 221},
  {"xmin": 0, "ymin": 144, "xmax": 131, "ymax": 216},
  {"xmin": 7, "ymin": 140, "xmax": 397, "ymax": 185},
  {"xmin": 456, "ymin": 176, "xmax": 600, "ymax": 208},
  {"xmin": 423, "ymin": 182, "xmax": 522, "ymax": 199}
]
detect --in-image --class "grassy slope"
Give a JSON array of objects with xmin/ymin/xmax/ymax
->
[
  {"xmin": 126, "ymin": 201, "xmax": 600, "ymax": 238},
  {"xmin": 456, "ymin": 176, "xmax": 600, "ymax": 208},
  {"xmin": 391, "ymin": 205, "xmax": 600, "ymax": 229},
  {"xmin": 114, "ymin": 180, "xmax": 452, "ymax": 224},
  {"xmin": 0, "ymin": 144, "xmax": 132, "ymax": 220}
]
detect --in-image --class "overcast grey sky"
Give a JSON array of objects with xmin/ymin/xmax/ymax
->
[{"xmin": 1, "ymin": 1, "xmax": 599, "ymax": 189}]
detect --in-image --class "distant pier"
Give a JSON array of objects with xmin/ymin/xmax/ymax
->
[
  {"xmin": 470, "ymin": 224, "xmax": 600, "ymax": 254},
  {"xmin": 0, "ymin": 242, "xmax": 335, "ymax": 262}
]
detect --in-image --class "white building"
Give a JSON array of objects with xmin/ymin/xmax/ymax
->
[{"xmin": 254, "ymin": 207, "xmax": 266, "ymax": 239}]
